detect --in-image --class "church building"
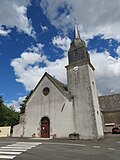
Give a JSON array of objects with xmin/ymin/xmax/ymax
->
[{"xmin": 13, "ymin": 24, "xmax": 105, "ymax": 140}]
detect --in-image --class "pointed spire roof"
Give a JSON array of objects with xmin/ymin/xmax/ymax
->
[
  {"xmin": 74, "ymin": 23, "xmax": 80, "ymax": 39},
  {"xmin": 70, "ymin": 20, "xmax": 86, "ymax": 48},
  {"xmin": 67, "ymin": 20, "xmax": 92, "ymax": 67}
]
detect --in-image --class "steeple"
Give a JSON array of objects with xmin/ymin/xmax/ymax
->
[
  {"xmin": 67, "ymin": 22, "xmax": 90, "ymax": 65},
  {"xmin": 74, "ymin": 23, "xmax": 80, "ymax": 39},
  {"xmin": 66, "ymin": 22, "xmax": 104, "ymax": 140}
]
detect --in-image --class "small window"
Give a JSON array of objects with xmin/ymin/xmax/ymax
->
[
  {"xmin": 64, "ymin": 86, "xmax": 68, "ymax": 92},
  {"xmin": 43, "ymin": 87, "xmax": 50, "ymax": 96}
]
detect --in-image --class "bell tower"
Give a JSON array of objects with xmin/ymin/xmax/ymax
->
[
  {"xmin": 66, "ymin": 23, "xmax": 104, "ymax": 139},
  {"xmin": 68, "ymin": 24, "xmax": 90, "ymax": 65}
]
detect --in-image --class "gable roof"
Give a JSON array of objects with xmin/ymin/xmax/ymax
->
[
  {"xmin": 26, "ymin": 72, "xmax": 72, "ymax": 104},
  {"xmin": 99, "ymin": 93, "xmax": 120, "ymax": 112}
]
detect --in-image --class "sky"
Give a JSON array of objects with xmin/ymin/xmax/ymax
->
[{"xmin": 0, "ymin": 0, "xmax": 120, "ymax": 111}]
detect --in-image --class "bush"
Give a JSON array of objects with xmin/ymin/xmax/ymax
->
[{"xmin": 69, "ymin": 132, "xmax": 80, "ymax": 140}]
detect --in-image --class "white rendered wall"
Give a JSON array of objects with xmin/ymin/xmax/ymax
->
[
  {"xmin": 23, "ymin": 76, "xmax": 75, "ymax": 138},
  {"xmin": 12, "ymin": 124, "xmax": 24, "ymax": 137},
  {"xmin": 88, "ymin": 66, "xmax": 104, "ymax": 138},
  {"xmin": 67, "ymin": 64, "xmax": 104, "ymax": 139}
]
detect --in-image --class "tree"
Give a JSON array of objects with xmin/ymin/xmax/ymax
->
[
  {"xmin": 19, "ymin": 90, "xmax": 33, "ymax": 114},
  {"xmin": 19, "ymin": 102, "xmax": 26, "ymax": 114},
  {"xmin": 0, "ymin": 95, "xmax": 19, "ymax": 127},
  {"xmin": 0, "ymin": 95, "xmax": 3, "ymax": 106}
]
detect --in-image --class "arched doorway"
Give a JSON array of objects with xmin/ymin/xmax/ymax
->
[{"xmin": 41, "ymin": 117, "xmax": 50, "ymax": 138}]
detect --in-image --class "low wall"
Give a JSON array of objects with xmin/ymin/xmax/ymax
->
[
  {"xmin": 0, "ymin": 126, "xmax": 11, "ymax": 137},
  {"xmin": 12, "ymin": 123, "xmax": 24, "ymax": 137}
]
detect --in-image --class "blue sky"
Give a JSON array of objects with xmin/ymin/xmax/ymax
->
[{"xmin": 0, "ymin": 0, "xmax": 120, "ymax": 110}]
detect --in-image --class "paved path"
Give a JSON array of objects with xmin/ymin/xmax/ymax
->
[
  {"xmin": 0, "ymin": 134, "xmax": 119, "ymax": 160},
  {"xmin": 0, "ymin": 142, "xmax": 41, "ymax": 159}
]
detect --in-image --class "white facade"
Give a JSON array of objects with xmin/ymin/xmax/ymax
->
[
  {"xmin": 13, "ymin": 123, "xmax": 24, "ymax": 137},
  {"xmin": 66, "ymin": 63, "xmax": 104, "ymax": 139},
  {"xmin": 23, "ymin": 75, "xmax": 75, "ymax": 138}
]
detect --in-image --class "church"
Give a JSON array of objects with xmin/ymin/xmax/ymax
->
[{"xmin": 13, "ymin": 24, "xmax": 120, "ymax": 139}]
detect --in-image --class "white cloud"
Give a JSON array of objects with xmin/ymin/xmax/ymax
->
[
  {"xmin": 90, "ymin": 51, "xmax": 120, "ymax": 95},
  {"xmin": 27, "ymin": 43, "xmax": 44, "ymax": 53},
  {"xmin": 11, "ymin": 43, "xmax": 47, "ymax": 91},
  {"xmin": 45, "ymin": 57, "xmax": 67, "ymax": 83},
  {"xmin": 7, "ymin": 96, "xmax": 26, "ymax": 111},
  {"xmin": 11, "ymin": 51, "xmax": 67, "ymax": 91},
  {"xmin": 52, "ymin": 36, "xmax": 71, "ymax": 55},
  {"xmin": 11, "ymin": 40, "xmax": 67, "ymax": 91},
  {"xmin": 116, "ymin": 46, "xmax": 120, "ymax": 56},
  {"xmin": 40, "ymin": 0, "xmax": 120, "ymax": 40},
  {"xmin": 41, "ymin": 25, "xmax": 48, "ymax": 32},
  {"xmin": 0, "ymin": 27, "xmax": 11, "ymax": 36},
  {"xmin": 0, "ymin": 0, "xmax": 35, "ymax": 36}
]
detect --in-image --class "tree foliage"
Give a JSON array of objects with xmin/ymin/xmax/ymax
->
[
  {"xmin": 0, "ymin": 95, "xmax": 3, "ymax": 106},
  {"xmin": 19, "ymin": 103, "xmax": 26, "ymax": 114},
  {"xmin": 0, "ymin": 96, "xmax": 19, "ymax": 127},
  {"xmin": 19, "ymin": 90, "xmax": 33, "ymax": 114}
]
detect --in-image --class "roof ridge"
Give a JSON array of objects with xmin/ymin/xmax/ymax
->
[
  {"xmin": 25, "ymin": 72, "xmax": 72, "ymax": 105},
  {"xmin": 47, "ymin": 73, "xmax": 67, "ymax": 86},
  {"xmin": 45, "ymin": 72, "xmax": 71, "ymax": 100}
]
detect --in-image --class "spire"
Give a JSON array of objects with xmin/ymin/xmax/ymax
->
[
  {"xmin": 74, "ymin": 20, "xmax": 80, "ymax": 39},
  {"xmin": 67, "ymin": 19, "xmax": 90, "ymax": 65}
]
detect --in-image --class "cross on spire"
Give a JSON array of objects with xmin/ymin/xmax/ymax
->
[{"xmin": 74, "ymin": 18, "xmax": 80, "ymax": 39}]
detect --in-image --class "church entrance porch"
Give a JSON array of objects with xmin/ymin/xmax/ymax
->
[{"xmin": 41, "ymin": 117, "xmax": 50, "ymax": 138}]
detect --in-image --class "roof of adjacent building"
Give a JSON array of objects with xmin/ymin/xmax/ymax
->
[{"xmin": 99, "ymin": 93, "xmax": 120, "ymax": 112}]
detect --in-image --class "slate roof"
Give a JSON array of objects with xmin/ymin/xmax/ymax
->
[
  {"xmin": 99, "ymin": 93, "xmax": 120, "ymax": 112},
  {"xmin": 44, "ymin": 72, "xmax": 72, "ymax": 100}
]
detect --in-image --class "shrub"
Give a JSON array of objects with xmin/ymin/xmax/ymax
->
[{"xmin": 69, "ymin": 132, "xmax": 80, "ymax": 140}]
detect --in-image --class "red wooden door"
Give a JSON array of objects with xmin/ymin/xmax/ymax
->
[{"xmin": 41, "ymin": 117, "xmax": 50, "ymax": 138}]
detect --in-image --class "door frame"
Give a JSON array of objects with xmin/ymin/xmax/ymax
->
[{"xmin": 40, "ymin": 116, "xmax": 50, "ymax": 138}]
